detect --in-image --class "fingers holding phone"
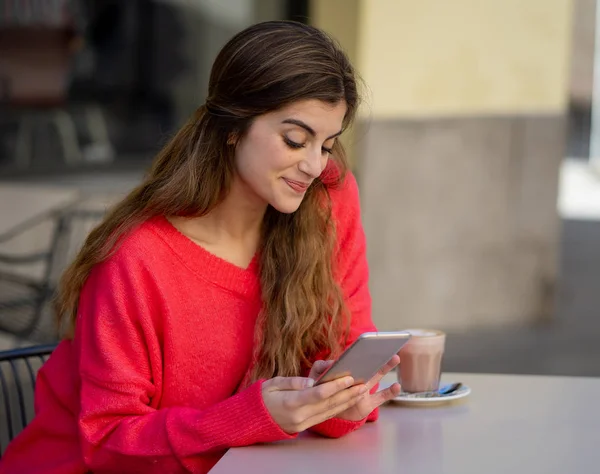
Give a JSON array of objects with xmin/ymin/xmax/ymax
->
[
  {"xmin": 263, "ymin": 332, "xmax": 410, "ymax": 433},
  {"xmin": 261, "ymin": 375, "xmax": 367, "ymax": 434},
  {"xmin": 364, "ymin": 354, "xmax": 401, "ymax": 390}
]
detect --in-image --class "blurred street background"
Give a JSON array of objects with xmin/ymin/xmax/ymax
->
[{"xmin": 0, "ymin": 0, "xmax": 598, "ymax": 377}]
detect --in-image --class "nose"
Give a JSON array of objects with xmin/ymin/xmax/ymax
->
[{"xmin": 298, "ymin": 148, "xmax": 324, "ymax": 179}]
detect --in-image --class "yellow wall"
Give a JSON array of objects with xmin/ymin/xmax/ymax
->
[
  {"xmin": 311, "ymin": 0, "xmax": 360, "ymax": 67},
  {"xmin": 310, "ymin": 0, "xmax": 362, "ymax": 167},
  {"xmin": 352, "ymin": 0, "xmax": 574, "ymax": 118}
]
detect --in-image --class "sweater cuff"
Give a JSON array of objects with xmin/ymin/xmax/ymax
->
[
  {"xmin": 308, "ymin": 406, "xmax": 380, "ymax": 438},
  {"xmin": 309, "ymin": 416, "xmax": 366, "ymax": 439},
  {"xmin": 184, "ymin": 379, "xmax": 296, "ymax": 450},
  {"xmin": 250, "ymin": 379, "xmax": 299, "ymax": 443}
]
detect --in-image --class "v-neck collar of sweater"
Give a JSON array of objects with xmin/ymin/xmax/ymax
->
[{"xmin": 148, "ymin": 215, "xmax": 261, "ymax": 300}]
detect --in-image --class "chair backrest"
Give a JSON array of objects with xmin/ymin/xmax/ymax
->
[
  {"xmin": 48, "ymin": 207, "xmax": 107, "ymax": 285},
  {"xmin": 0, "ymin": 205, "xmax": 106, "ymax": 340},
  {"xmin": 0, "ymin": 344, "xmax": 56, "ymax": 455},
  {"xmin": 30, "ymin": 206, "xmax": 106, "ymax": 341}
]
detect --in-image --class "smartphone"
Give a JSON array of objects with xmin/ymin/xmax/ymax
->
[{"xmin": 314, "ymin": 331, "xmax": 411, "ymax": 386}]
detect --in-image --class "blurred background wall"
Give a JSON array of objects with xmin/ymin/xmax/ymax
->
[
  {"xmin": 568, "ymin": 0, "xmax": 595, "ymax": 157},
  {"xmin": 313, "ymin": 0, "xmax": 574, "ymax": 332},
  {"xmin": 570, "ymin": 0, "xmax": 595, "ymax": 107}
]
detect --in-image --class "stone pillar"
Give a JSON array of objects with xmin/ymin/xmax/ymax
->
[{"xmin": 311, "ymin": 0, "xmax": 574, "ymax": 331}]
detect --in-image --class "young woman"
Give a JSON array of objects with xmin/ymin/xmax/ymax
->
[{"xmin": 0, "ymin": 21, "xmax": 401, "ymax": 474}]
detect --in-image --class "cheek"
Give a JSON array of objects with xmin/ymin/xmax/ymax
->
[
  {"xmin": 241, "ymin": 138, "xmax": 292, "ymax": 175},
  {"xmin": 264, "ymin": 138, "xmax": 296, "ymax": 171},
  {"xmin": 235, "ymin": 136, "xmax": 288, "ymax": 188}
]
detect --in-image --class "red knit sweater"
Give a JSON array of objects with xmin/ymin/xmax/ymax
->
[{"xmin": 0, "ymin": 172, "xmax": 378, "ymax": 474}]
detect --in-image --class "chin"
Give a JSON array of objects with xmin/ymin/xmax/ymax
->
[{"xmin": 270, "ymin": 197, "xmax": 303, "ymax": 214}]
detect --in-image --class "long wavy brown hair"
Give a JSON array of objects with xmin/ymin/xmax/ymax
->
[{"xmin": 55, "ymin": 21, "xmax": 360, "ymax": 381}]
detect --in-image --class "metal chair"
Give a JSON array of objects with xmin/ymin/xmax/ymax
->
[
  {"xmin": 0, "ymin": 207, "xmax": 105, "ymax": 341},
  {"xmin": 0, "ymin": 343, "xmax": 57, "ymax": 455}
]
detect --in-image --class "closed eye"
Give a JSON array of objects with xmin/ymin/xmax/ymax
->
[
  {"xmin": 284, "ymin": 137, "xmax": 305, "ymax": 149},
  {"xmin": 284, "ymin": 136, "xmax": 333, "ymax": 155}
]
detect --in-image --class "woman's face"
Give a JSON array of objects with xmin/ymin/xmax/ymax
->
[{"xmin": 233, "ymin": 99, "xmax": 347, "ymax": 214}]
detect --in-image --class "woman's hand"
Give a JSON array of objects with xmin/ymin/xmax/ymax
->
[
  {"xmin": 308, "ymin": 355, "xmax": 401, "ymax": 422},
  {"xmin": 261, "ymin": 375, "xmax": 368, "ymax": 434}
]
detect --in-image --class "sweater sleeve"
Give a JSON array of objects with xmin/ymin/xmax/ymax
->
[
  {"xmin": 308, "ymin": 172, "xmax": 380, "ymax": 439},
  {"xmin": 75, "ymin": 254, "xmax": 294, "ymax": 474}
]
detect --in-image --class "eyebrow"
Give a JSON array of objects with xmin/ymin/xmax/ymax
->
[{"xmin": 282, "ymin": 119, "xmax": 343, "ymax": 140}]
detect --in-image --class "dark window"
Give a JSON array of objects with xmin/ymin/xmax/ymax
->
[{"xmin": 286, "ymin": 0, "xmax": 309, "ymax": 23}]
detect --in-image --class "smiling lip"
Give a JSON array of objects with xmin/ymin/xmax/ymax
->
[{"xmin": 283, "ymin": 178, "xmax": 310, "ymax": 193}]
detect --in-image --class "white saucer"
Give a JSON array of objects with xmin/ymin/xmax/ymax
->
[{"xmin": 382, "ymin": 381, "xmax": 471, "ymax": 406}]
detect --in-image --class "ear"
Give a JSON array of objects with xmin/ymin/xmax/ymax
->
[{"xmin": 227, "ymin": 132, "xmax": 238, "ymax": 146}]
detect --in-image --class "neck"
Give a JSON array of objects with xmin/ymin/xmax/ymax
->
[
  {"xmin": 205, "ymin": 179, "xmax": 266, "ymax": 241},
  {"xmin": 176, "ymin": 175, "xmax": 267, "ymax": 249}
]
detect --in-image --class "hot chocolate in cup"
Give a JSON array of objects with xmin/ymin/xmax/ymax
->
[{"xmin": 397, "ymin": 329, "xmax": 446, "ymax": 393}]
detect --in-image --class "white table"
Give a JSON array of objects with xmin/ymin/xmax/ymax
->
[
  {"xmin": 0, "ymin": 184, "xmax": 79, "ymax": 241},
  {"xmin": 212, "ymin": 372, "xmax": 600, "ymax": 474}
]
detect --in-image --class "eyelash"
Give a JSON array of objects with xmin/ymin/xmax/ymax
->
[{"xmin": 284, "ymin": 137, "xmax": 333, "ymax": 155}]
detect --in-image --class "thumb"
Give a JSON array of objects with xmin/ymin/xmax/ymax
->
[{"xmin": 264, "ymin": 376, "xmax": 315, "ymax": 392}]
